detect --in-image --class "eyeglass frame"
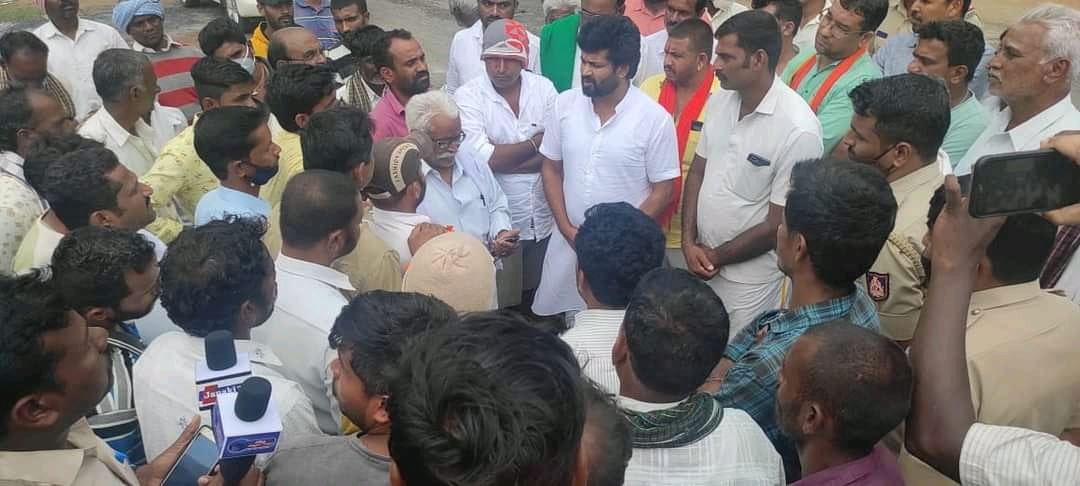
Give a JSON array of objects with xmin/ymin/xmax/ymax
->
[
  {"xmin": 818, "ymin": 7, "xmax": 872, "ymax": 38},
  {"xmin": 432, "ymin": 131, "xmax": 466, "ymax": 150}
]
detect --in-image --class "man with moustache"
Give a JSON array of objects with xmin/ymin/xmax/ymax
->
[
  {"xmin": 753, "ymin": 0, "xmax": 803, "ymax": 76},
  {"xmin": 370, "ymin": 29, "xmax": 430, "ymax": 141},
  {"xmin": 252, "ymin": 0, "xmax": 297, "ymax": 59},
  {"xmin": 638, "ymin": 0, "xmax": 710, "ymax": 82},
  {"xmin": 192, "ymin": 106, "xmax": 281, "ymax": 225},
  {"xmin": 533, "ymin": 15, "xmax": 679, "ymax": 319},
  {"xmin": 445, "ymin": 0, "xmax": 540, "ymax": 94},
  {"xmin": 640, "ymin": 18, "xmax": 721, "ymax": 269}
]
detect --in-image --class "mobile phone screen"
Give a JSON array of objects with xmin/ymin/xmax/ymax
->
[
  {"xmin": 162, "ymin": 427, "xmax": 219, "ymax": 486},
  {"xmin": 969, "ymin": 150, "xmax": 1080, "ymax": 218}
]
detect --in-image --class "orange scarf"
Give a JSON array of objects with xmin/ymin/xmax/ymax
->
[
  {"xmin": 788, "ymin": 45, "xmax": 867, "ymax": 113},
  {"xmin": 656, "ymin": 73, "xmax": 713, "ymax": 229}
]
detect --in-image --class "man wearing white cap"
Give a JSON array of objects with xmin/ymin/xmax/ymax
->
[{"xmin": 445, "ymin": 0, "xmax": 540, "ymax": 94}]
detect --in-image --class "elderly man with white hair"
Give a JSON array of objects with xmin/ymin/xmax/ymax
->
[{"xmin": 406, "ymin": 91, "xmax": 518, "ymax": 274}]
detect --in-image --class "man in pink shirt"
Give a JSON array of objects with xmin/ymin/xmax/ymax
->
[
  {"xmin": 625, "ymin": 0, "xmax": 667, "ymax": 35},
  {"xmin": 369, "ymin": 28, "xmax": 430, "ymax": 141}
]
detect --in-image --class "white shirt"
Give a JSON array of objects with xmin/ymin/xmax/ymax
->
[
  {"xmin": 133, "ymin": 332, "xmax": 321, "ymax": 462},
  {"xmin": 78, "ymin": 108, "xmax": 161, "ymax": 176},
  {"xmin": 708, "ymin": 0, "xmax": 748, "ymax": 33},
  {"xmin": 149, "ymin": 103, "xmax": 188, "ymax": 149},
  {"xmin": 560, "ymin": 308, "xmax": 625, "ymax": 395},
  {"xmin": 620, "ymin": 397, "xmax": 786, "ymax": 485},
  {"xmin": 32, "ymin": 19, "xmax": 128, "ymax": 121},
  {"xmin": 960, "ymin": 422, "xmax": 1080, "ymax": 486},
  {"xmin": 0, "ymin": 151, "xmax": 26, "ymax": 182},
  {"xmin": 455, "ymin": 71, "xmax": 557, "ymax": 241},
  {"xmin": 328, "ymin": 44, "xmax": 350, "ymax": 60},
  {"xmin": 533, "ymin": 86, "xmax": 680, "ymax": 316},
  {"xmin": 368, "ymin": 207, "xmax": 431, "ymax": 269},
  {"xmin": 445, "ymin": 20, "xmax": 541, "ymax": 95},
  {"xmin": 417, "ymin": 155, "xmax": 513, "ymax": 244},
  {"xmin": 793, "ymin": 0, "xmax": 831, "ymax": 50},
  {"xmin": 955, "ymin": 95, "xmax": 1080, "ymax": 175},
  {"xmin": 694, "ymin": 76, "xmax": 823, "ymax": 284},
  {"xmin": 252, "ymin": 254, "xmax": 354, "ymax": 435}
]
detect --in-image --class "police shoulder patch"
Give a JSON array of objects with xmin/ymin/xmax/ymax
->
[{"xmin": 867, "ymin": 272, "xmax": 890, "ymax": 302}]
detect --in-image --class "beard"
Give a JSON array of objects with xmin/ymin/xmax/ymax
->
[
  {"xmin": 404, "ymin": 71, "xmax": 431, "ymax": 95},
  {"xmin": 582, "ymin": 74, "xmax": 618, "ymax": 98}
]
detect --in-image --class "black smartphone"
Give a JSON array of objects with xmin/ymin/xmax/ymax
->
[
  {"xmin": 162, "ymin": 426, "xmax": 220, "ymax": 486},
  {"xmin": 968, "ymin": 149, "xmax": 1080, "ymax": 218}
]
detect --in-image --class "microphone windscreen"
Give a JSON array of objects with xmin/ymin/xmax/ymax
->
[
  {"xmin": 204, "ymin": 330, "xmax": 237, "ymax": 371},
  {"xmin": 234, "ymin": 376, "xmax": 272, "ymax": 422}
]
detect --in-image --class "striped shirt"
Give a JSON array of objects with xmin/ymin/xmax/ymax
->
[
  {"xmin": 293, "ymin": 0, "xmax": 339, "ymax": 50},
  {"xmin": 133, "ymin": 37, "xmax": 203, "ymax": 122},
  {"xmin": 88, "ymin": 324, "xmax": 147, "ymax": 466},
  {"xmin": 560, "ymin": 309, "xmax": 626, "ymax": 395},
  {"xmin": 960, "ymin": 423, "xmax": 1080, "ymax": 485},
  {"xmin": 716, "ymin": 288, "xmax": 881, "ymax": 481}
]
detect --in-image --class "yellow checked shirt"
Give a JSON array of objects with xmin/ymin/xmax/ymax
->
[
  {"xmin": 142, "ymin": 122, "xmax": 220, "ymax": 243},
  {"xmin": 260, "ymin": 130, "xmax": 305, "ymax": 211},
  {"xmin": 866, "ymin": 162, "xmax": 942, "ymax": 342},
  {"xmin": 639, "ymin": 73, "xmax": 722, "ymax": 249}
]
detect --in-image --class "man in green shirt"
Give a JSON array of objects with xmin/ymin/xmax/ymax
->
[
  {"xmin": 907, "ymin": 20, "xmax": 988, "ymax": 167},
  {"xmin": 781, "ymin": 0, "xmax": 887, "ymax": 155}
]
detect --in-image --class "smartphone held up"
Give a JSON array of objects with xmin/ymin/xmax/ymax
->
[{"xmin": 968, "ymin": 149, "xmax": 1080, "ymax": 218}]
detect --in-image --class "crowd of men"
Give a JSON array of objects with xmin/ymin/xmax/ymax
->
[{"xmin": 1, "ymin": 0, "xmax": 1080, "ymax": 483}]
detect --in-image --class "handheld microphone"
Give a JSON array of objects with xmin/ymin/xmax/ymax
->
[
  {"xmin": 196, "ymin": 330, "xmax": 252, "ymax": 413},
  {"xmin": 214, "ymin": 377, "xmax": 283, "ymax": 485}
]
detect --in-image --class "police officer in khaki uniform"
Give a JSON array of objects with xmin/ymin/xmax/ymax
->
[
  {"xmin": 840, "ymin": 74, "xmax": 949, "ymax": 345},
  {"xmin": 897, "ymin": 188, "xmax": 1080, "ymax": 486},
  {"xmin": 872, "ymin": 0, "xmax": 984, "ymax": 52}
]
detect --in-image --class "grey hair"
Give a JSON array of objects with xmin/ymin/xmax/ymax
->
[
  {"xmin": 92, "ymin": 49, "xmax": 152, "ymax": 103},
  {"xmin": 543, "ymin": 0, "xmax": 578, "ymax": 15},
  {"xmin": 405, "ymin": 91, "xmax": 460, "ymax": 134},
  {"xmin": 450, "ymin": 0, "xmax": 479, "ymax": 28},
  {"xmin": 1018, "ymin": 3, "xmax": 1080, "ymax": 82}
]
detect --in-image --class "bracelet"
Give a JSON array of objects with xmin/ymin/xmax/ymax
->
[{"xmin": 528, "ymin": 138, "xmax": 539, "ymax": 153}]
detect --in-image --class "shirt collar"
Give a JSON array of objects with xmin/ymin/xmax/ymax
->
[
  {"xmin": 468, "ymin": 19, "xmax": 483, "ymax": 39},
  {"xmin": 38, "ymin": 19, "xmax": 96, "ymax": 40},
  {"xmin": 795, "ymin": 446, "xmax": 891, "ymax": 485},
  {"xmin": 0, "ymin": 151, "xmax": 25, "ymax": 181},
  {"xmin": 968, "ymin": 281, "xmax": 1044, "ymax": 324},
  {"xmin": 1002, "ymin": 96, "xmax": 1078, "ymax": 151},
  {"xmin": 617, "ymin": 396, "xmax": 685, "ymax": 413},
  {"xmin": 422, "ymin": 159, "xmax": 465, "ymax": 182},
  {"xmin": 293, "ymin": 0, "xmax": 331, "ymax": 9},
  {"xmin": 132, "ymin": 35, "xmax": 183, "ymax": 53},
  {"xmin": 891, "ymin": 160, "xmax": 943, "ymax": 199},
  {"xmin": 0, "ymin": 419, "xmax": 137, "ymax": 486},
  {"xmin": 276, "ymin": 253, "xmax": 356, "ymax": 292},
  {"xmin": 763, "ymin": 289, "xmax": 862, "ymax": 334},
  {"xmin": 371, "ymin": 206, "xmax": 429, "ymax": 224},
  {"xmin": 181, "ymin": 334, "xmax": 284, "ymax": 367},
  {"xmin": 382, "ymin": 88, "xmax": 407, "ymax": 116},
  {"xmin": 750, "ymin": 76, "xmax": 784, "ymax": 116},
  {"xmin": 89, "ymin": 108, "xmax": 148, "ymax": 149}
]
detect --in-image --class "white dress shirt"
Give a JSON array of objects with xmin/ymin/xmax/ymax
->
[
  {"xmin": 455, "ymin": 71, "xmax": 557, "ymax": 241},
  {"xmin": 417, "ymin": 154, "xmax": 513, "ymax": 244},
  {"xmin": 960, "ymin": 422, "xmax": 1080, "ymax": 486},
  {"xmin": 619, "ymin": 397, "xmax": 787, "ymax": 485},
  {"xmin": 252, "ymin": 254, "xmax": 355, "ymax": 435},
  {"xmin": 445, "ymin": 20, "xmax": 541, "ymax": 95},
  {"xmin": 368, "ymin": 206, "xmax": 432, "ymax": 269},
  {"xmin": 32, "ymin": 19, "xmax": 128, "ymax": 121},
  {"xmin": 955, "ymin": 95, "xmax": 1080, "ymax": 175},
  {"xmin": 78, "ymin": 108, "xmax": 162, "ymax": 177},
  {"xmin": 149, "ymin": 103, "xmax": 188, "ymax": 149},
  {"xmin": 560, "ymin": 308, "xmax": 626, "ymax": 395},
  {"xmin": 694, "ymin": 76, "xmax": 823, "ymax": 285},
  {"xmin": 533, "ymin": 86, "xmax": 680, "ymax": 316},
  {"xmin": 133, "ymin": 332, "xmax": 321, "ymax": 462}
]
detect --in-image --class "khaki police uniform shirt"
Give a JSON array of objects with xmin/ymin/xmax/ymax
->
[
  {"xmin": 899, "ymin": 282, "xmax": 1080, "ymax": 485},
  {"xmin": 0, "ymin": 418, "xmax": 139, "ymax": 485},
  {"xmin": 873, "ymin": 0, "xmax": 985, "ymax": 53},
  {"xmin": 866, "ymin": 163, "xmax": 943, "ymax": 341}
]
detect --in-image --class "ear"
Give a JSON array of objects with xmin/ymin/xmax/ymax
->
[
  {"xmin": 615, "ymin": 63, "xmax": 630, "ymax": 80},
  {"xmin": 696, "ymin": 51, "xmax": 710, "ymax": 71},
  {"xmin": 295, "ymin": 112, "xmax": 310, "ymax": 130},
  {"xmin": 612, "ymin": 326, "xmax": 629, "ymax": 367},
  {"xmin": 893, "ymin": 142, "xmax": 916, "ymax": 169},
  {"xmin": 1044, "ymin": 58, "xmax": 1071, "ymax": 84},
  {"xmin": 948, "ymin": 65, "xmax": 969, "ymax": 87},
  {"xmin": 576, "ymin": 267, "xmax": 588, "ymax": 298},
  {"xmin": 227, "ymin": 159, "xmax": 247, "ymax": 180},
  {"xmin": 379, "ymin": 65, "xmax": 394, "ymax": 83},
  {"xmin": 238, "ymin": 299, "xmax": 260, "ymax": 330},
  {"xmin": 10, "ymin": 393, "xmax": 62, "ymax": 433},
  {"xmin": 858, "ymin": 31, "xmax": 874, "ymax": 49},
  {"xmin": 89, "ymin": 209, "xmax": 115, "ymax": 228},
  {"xmin": 83, "ymin": 307, "xmax": 114, "ymax": 327},
  {"xmin": 793, "ymin": 231, "xmax": 809, "ymax": 263},
  {"xmin": 782, "ymin": 20, "xmax": 796, "ymax": 38},
  {"xmin": 753, "ymin": 49, "xmax": 769, "ymax": 71},
  {"xmin": 373, "ymin": 395, "xmax": 391, "ymax": 426},
  {"xmin": 801, "ymin": 400, "xmax": 826, "ymax": 436},
  {"xmin": 200, "ymin": 96, "xmax": 221, "ymax": 112},
  {"xmin": 327, "ymin": 227, "xmax": 347, "ymax": 253},
  {"xmin": 362, "ymin": 10, "xmax": 371, "ymax": 22},
  {"xmin": 946, "ymin": 0, "xmax": 964, "ymax": 17}
]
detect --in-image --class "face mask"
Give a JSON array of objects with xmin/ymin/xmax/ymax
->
[
  {"xmin": 233, "ymin": 45, "xmax": 257, "ymax": 75},
  {"xmin": 246, "ymin": 162, "xmax": 279, "ymax": 186}
]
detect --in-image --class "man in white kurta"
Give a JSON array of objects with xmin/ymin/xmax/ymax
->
[{"xmin": 444, "ymin": 1, "xmax": 541, "ymax": 94}]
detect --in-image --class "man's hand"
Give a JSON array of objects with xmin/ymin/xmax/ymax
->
[
  {"xmin": 697, "ymin": 357, "xmax": 733, "ymax": 394},
  {"xmin": 683, "ymin": 243, "xmax": 718, "ymax": 279},
  {"xmin": 1040, "ymin": 131, "xmax": 1080, "ymax": 226},
  {"xmin": 137, "ymin": 416, "xmax": 202, "ymax": 486},
  {"xmin": 560, "ymin": 223, "xmax": 579, "ymax": 249},
  {"xmin": 530, "ymin": 131, "xmax": 544, "ymax": 151},
  {"xmin": 931, "ymin": 175, "xmax": 1005, "ymax": 272},
  {"xmin": 408, "ymin": 223, "xmax": 449, "ymax": 255},
  {"xmin": 491, "ymin": 229, "xmax": 521, "ymax": 257},
  {"xmin": 196, "ymin": 466, "xmax": 265, "ymax": 486}
]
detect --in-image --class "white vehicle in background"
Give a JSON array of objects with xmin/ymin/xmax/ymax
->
[{"xmin": 185, "ymin": 0, "xmax": 261, "ymax": 32}]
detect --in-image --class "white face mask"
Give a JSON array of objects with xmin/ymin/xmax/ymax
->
[{"xmin": 233, "ymin": 44, "xmax": 257, "ymax": 75}]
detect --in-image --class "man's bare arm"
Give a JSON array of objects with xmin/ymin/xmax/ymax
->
[
  {"xmin": 708, "ymin": 203, "xmax": 783, "ymax": 267},
  {"xmin": 638, "ymin": 179, "xmax": 675, "ymax": 221}
]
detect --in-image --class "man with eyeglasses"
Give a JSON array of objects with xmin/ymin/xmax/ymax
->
[
  {"xmin": 0, "ymin": 31, "xmax": 77, "ymax": 121},
  {"xmin": 781, "ymin": 0, "xmax": 887, "ymax": 156},
  {"xmin": 406, "ymin": 91, "xmax": 518, "ymax": 298},
  {"xmin": 445, "ymin": 0, "xmax": 540, "ymax": 95}
]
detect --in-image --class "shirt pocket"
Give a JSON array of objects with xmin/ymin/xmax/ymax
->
[{"xmin": 725, "ymin": 150, "xmax": 776, "ymax": 202}]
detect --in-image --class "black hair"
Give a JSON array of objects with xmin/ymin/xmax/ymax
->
[
  {"xmin": 51, "ymin": 226, "xmax": 156, "ymax": 314},
  {"xmin": 37, "ymin": 143, "xmax": 124, "ymax": 230},
  {"xmin": 577, "ymin": 15, "xmax": 642, "ymax": 79},
  {"xmin": 667, "ymin": 18, "xmax": 714, "ymax": 57},
  {"xmin": 926, "ymin": 186, "xmax": 1056, "ymax": 285},
  {"xmin": 266, "ymin": 63, "xmax": 338, "ymax": 133},
  {"xmin": 623, "ymin": 268, "xmax": 730, "ymax": 396},
  {"xmin": 838, "ymin": 0, "xmax": 889, "ymax": 33},
  {"xmin": 160, "ymin": 217, "xmax": 271, "ymax": 337},
  {"xmin": 752, "ymin": 0, "xmax": 804, "ymax": 37},
  {"xmin": 301, "ymin": 106, "xmax": 374, "ymax": 173},
  {"xmin": 331, "ymin": 0, "xmax": 367, "ymax": 11},
  {"xmin": 197, "ymin": 17, "xmax": 248, "ymax": 58},
  {"xmin": 784, "ymin": 159, "xmax": 897, "ymax": 291},
  {"xmin": 342, "ymin": 24, "xmax": 386, "ymax": 58},
  {"xmin": 328, "ymin": 291, "xmax": 456, "ymax": 395},
  {"xmin": 582, "ymin": 380, "xmax": 632, "ymax": 486},
  {"xmin": 388, "ymin": 312, "xmax": 586, "ymax": 486},
  {"xmin": 575, "ymin": 202, "xmax": 665, "ymax": 308},
  {"xmin": 914, "ymin": 20, "xmax": 986, "ymax": 83},
  {"xmin": 23, "ymin": 134, "xmax": 103, "ymax": 192},
  {"xmin": 92, "ymin": 49, "xmax": 151, "ymax": 103},
  {"xmin": 799, "ymin": 321, "xmax": 912, "ymax": 456},
  {"xmin": 372, "ymin": 28, "xmax": 412, "ymax": 72},
  {"xmin": 194, "ymin": 105, "xmax": 269, "ymax": 180},
  {"xmin": 0, "ymin": 30, "xmax": 49, "ymax": 62},
  {"xmin": 280, "ymin": 170, "xmax": 360, "ymax": 248},
  {"xmin": 190, "ymin": 56, "xmax": 254, "ymax": 103},
  {"xmin": 0, "ymin": 272, "xmax": 72, "ymax": 437},
  {"xmin": 715, "ymin": 10, "xmax": 783, "ymax": 73},
  {"xmin": 849, "ymin": 74, "xmax": 950, "ymax": 162},
  {"xmin": 0, "ymin": 87, "xmax": 33, "ymax": 153}
]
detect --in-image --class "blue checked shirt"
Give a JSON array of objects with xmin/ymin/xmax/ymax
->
[{"xmin": 715, "ymin": 287, "xmax": 881, "ymax": 481}]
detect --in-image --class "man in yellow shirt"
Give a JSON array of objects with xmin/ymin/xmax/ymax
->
[
  {"xmin": 252, "ymin": 0, "xmax": 296, "ymax": 59},
  {"xmin": 262, "ymin": 63, "xmax": 341, "ymax": 209},
  {"xmin": 639, "ymin": 18, "xmax": 721, "ymax": 269},
  {"xmin": 142, "ymin": 57, "xmax": 258, "ymax": 242}
]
